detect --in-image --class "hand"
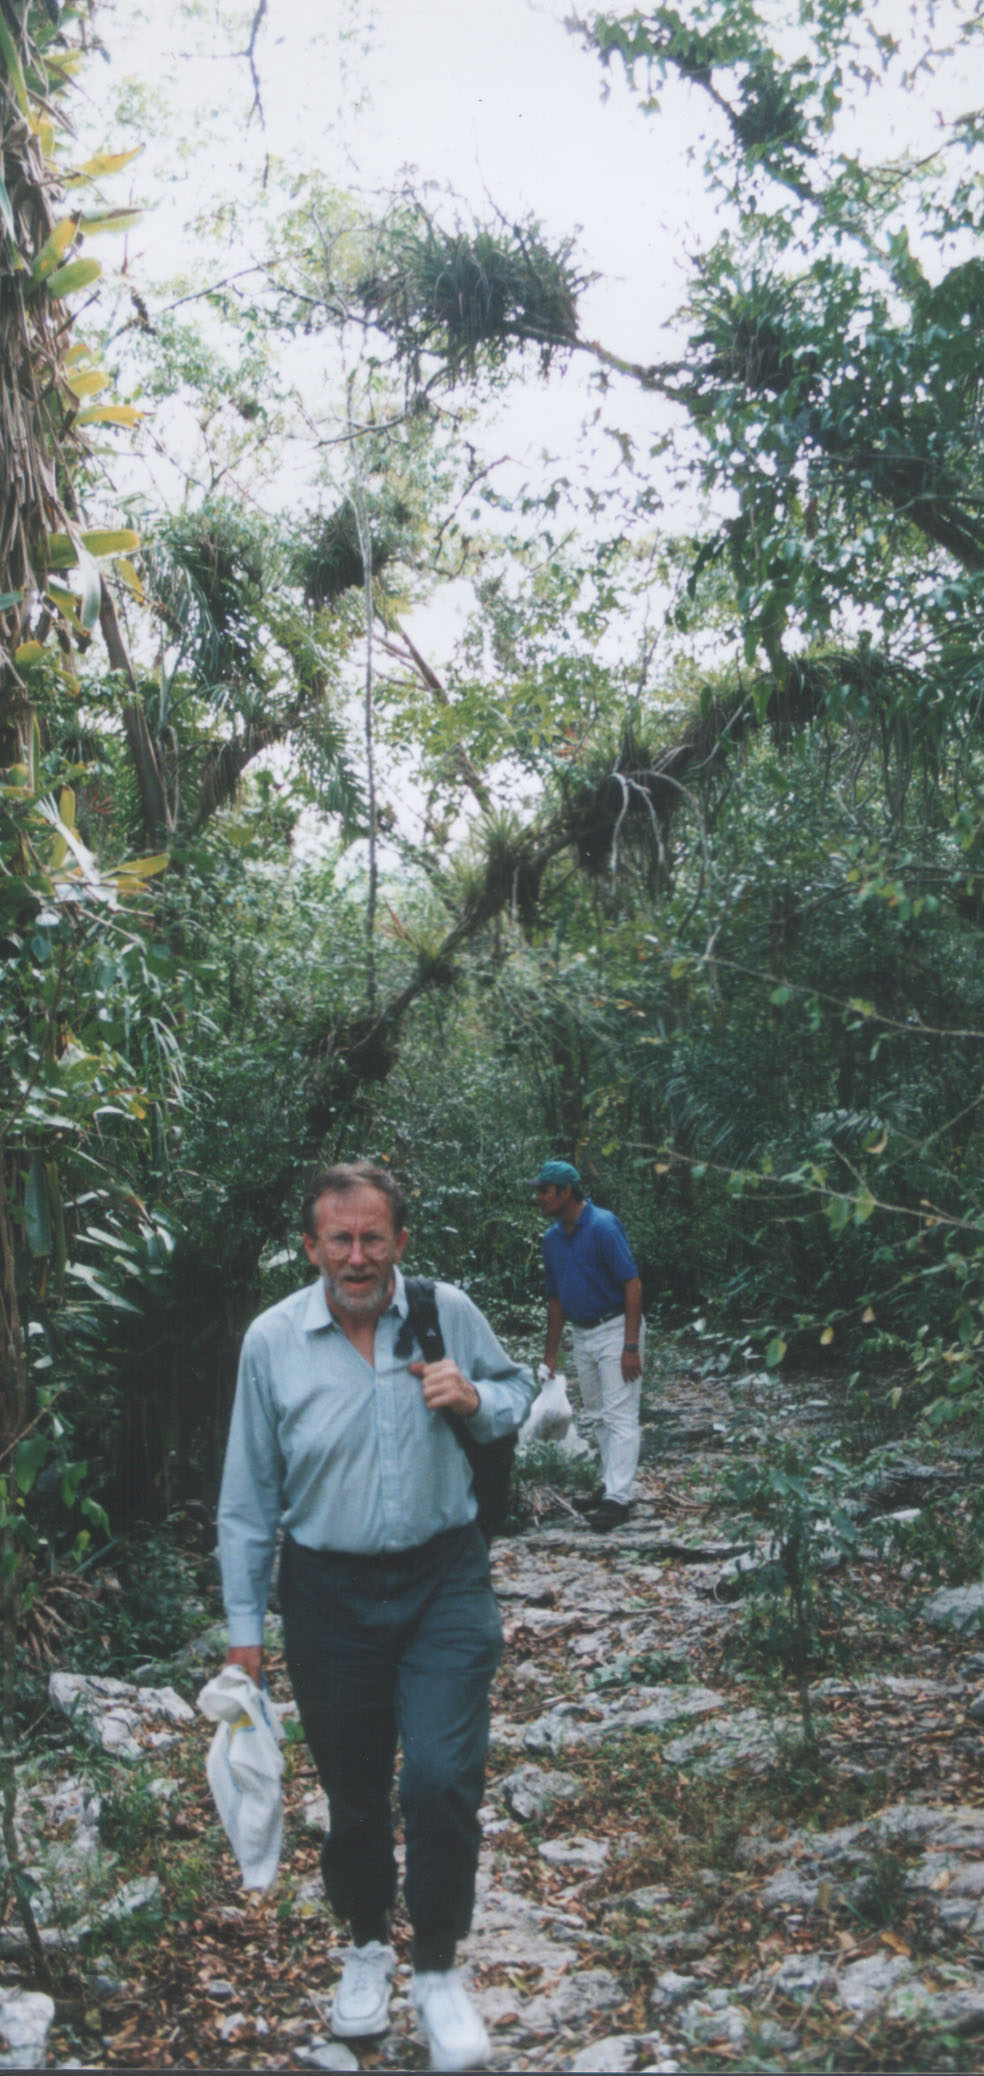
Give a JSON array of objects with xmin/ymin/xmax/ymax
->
[
  {"xmin": 226, "ymin": 1644, "xmax": 264, "ymax": 1687},
  {"xmin": 621, "ymin": 1348, "xmax": 642, "ymax": 1382},
  {"xmin": 410, "ymin": 1358, "xmax": 480, "ymax": 1416}
]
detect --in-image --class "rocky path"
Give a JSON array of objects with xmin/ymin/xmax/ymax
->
[{"xmin": 5, "ymin": 1352, "xmax": 984, "ymax": 2071}]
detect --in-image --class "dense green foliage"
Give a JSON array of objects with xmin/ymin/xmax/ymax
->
[{"xmin": 3, "ymin": 0, "xmax": 984, "ymax": 1679}]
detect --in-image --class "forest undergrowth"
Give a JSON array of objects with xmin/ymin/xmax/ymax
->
[{"xmin": 5, "ymin": 1337, "xmax": 984, "ymax": 2074}]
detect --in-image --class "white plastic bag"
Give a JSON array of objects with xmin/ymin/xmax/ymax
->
[
  {"xmin": 197, "ymin": 1664, "xmax": 285, "ymax": 1890},
  {"xmin": 520, "ymin": 1365, "xmax": 574, "ymax": 1443}
]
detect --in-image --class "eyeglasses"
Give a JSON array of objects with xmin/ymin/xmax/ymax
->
[{"xmin": 319, "ymin": 1233, "xmax": 394, "ymax": 1258}]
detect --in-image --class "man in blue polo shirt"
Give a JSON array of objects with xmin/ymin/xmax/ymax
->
[{"xmin": 533, "ymin": 1160, "xmax": 644, "ymax": 1530}]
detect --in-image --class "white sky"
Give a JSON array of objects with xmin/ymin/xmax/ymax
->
[
  {"xmin": 86, "ymin": 0, "xmax": 979, "ymax": 519},
  {"xmin": 71, "ymin": 0, "xmax": 981, "ymax": 847},
  {"xmin": 98, "ymin": 0, "xmax": 700, "ymax": 356},
  {"xmin": 95, "ymin": 0, "xmax": 977, "ymax": 338},
  {"xmin": 81, "ymin": 1, "xmax": 981, "ymax": 665},
  {"xmin": 79, "ymin": 0, "xmax": 707, "ymax": 674}
]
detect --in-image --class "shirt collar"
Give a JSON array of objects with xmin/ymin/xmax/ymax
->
[
  {"xmin": 303, "ymin": 1277, "xmax": 335, "ymax": 1333},
  {"xmin": 555, "ymin": 1198, "xmax": 593, "ymax": 1239},
  {"xmin": 391, "ymin": 1265, "xmax": 409, "ymax": 1318},
  {"xmin": 302, "ymin": 1266, "xmax": 407, "ymax": 1333}
]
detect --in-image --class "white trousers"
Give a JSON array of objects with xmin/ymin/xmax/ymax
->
[{"xmin": 569, "ymin": 1313, "xmax": 645, "ymax": 1505}]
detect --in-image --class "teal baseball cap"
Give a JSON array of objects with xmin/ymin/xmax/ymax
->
[{"xmin": 531, "ymin": 1160, "xmax": 581, "ymax": 1190}]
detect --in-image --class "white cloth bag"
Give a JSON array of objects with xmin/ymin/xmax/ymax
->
[
  {"xmin": 520, "ymin": 1365, "xmax": 574, "ymax": 1443},
  {"xmin": 197, "ymin": 1664, "xmax": 285, "ymax": 1890}
]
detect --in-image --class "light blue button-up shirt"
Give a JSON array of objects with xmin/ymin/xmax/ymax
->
[{"xmin": 218, "ymin": 1267, "xmax": 535, "ymax": 1645}]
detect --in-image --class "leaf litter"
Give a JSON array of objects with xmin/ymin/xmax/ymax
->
[{"xmin": 13, "ymin": 1350, "xmax": 984, "ymax": 2072}]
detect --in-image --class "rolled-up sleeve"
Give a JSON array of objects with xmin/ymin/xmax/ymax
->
[{"xmin": 217, "ymin": 1326, "xmax": 284, "ymax": 1647}]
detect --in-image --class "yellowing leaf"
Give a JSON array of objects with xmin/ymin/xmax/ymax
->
[
  {"xmin": 65, "ymin": 369, "xmax": 109, "ymax": 398},
  {"xmin": 70, "ymin": 146, "xmax": 144, "ymax": 180},
  {"xmin": 59, "ymin": 787, "xmax": 77, "ymax": 832},
  {"xmin": 75, "ymin": 404, "xmax": 144, "ymax": 428},
  {"xmin": 78, "ymin": 209, "xmax": 142, "ymax": 237},
  {"xmin": 43, "ymin": 48, "xmax": 83, "ymax": 79},
  {"xmin": 820, "ymin": 1326, "xmax": 834, "ymax": 1346},
  {"xmin": 46, "ymin": 257, "xmax": 102, "ymax": 298},
  {"xmin": 48, "ymin": 528, "xmax": 140, "ymax": 570},
  {"xmin": 82, "ymin": 528, "xmax": 140, "ymax": 558},
  {"xmin": 863, "ymin": 1305, "xmax": 876, "ymax": 1323},
  {"xmin": 114, "ymin": 558, "xmax": 144, "ymax": 600},
  {"xmin": 32, "ymin": 217, "xmax": 80, "ymax": 280},
  {"xmin": 14, "ymin": 641, "xmax": 44, "ymax": 665},
  {"xmin": 108, "ymin": 852, "xmax": 169, "ymax": 885},
  {"xmin": 46, "ymin": 583, "xmax": 86, "ymax": 632}
]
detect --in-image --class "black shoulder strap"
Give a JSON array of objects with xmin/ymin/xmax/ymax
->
[
  {"xmin": 393, "ymin": 1276, "xmax": 445, "ymax": 1365},
  {"xmin": 393, "ymin": 1274, "xmax": 514, "ymax": 1543}
]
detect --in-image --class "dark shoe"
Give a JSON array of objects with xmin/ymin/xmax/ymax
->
[
  {"xmin": 586, "ymin": 1499, "xmax": 633, "ymax": 1533},
  {"xmin": 570, "ymin": 1487, "xmax": 605, "ymax": 1513}
]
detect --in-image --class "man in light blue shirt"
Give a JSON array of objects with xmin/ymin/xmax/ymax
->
[{"xmin": 218, "ymin": 1162, "xmax": 533, "ymax": 2073}]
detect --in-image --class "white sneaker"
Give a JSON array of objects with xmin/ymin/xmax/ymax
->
[
  {"xmin": 412, "ymin": 1968, "xmax": 490, "ymax": 2072},
  {"xmin": 330, "ymin": 1940, "xmax": 395, "ymax": 2038}
]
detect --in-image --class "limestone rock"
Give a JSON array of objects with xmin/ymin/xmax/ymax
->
[
  {"xmin": 662, "ymin": 1706, "xmax": 779, "ymax": 1774},
  {"xmin": 301, "ymin": 1789, "xmax": 331, "ymax": 1832},
  {"xmin": 519, "ymin": 1968, "xmax": 623, "ymax": 2029},
  {"xmin": 650, "ymin": 1970, "xmax": 699, "ymax": 2008},
  {"xmin": 522, "ymin": 1683, "xmax": 727, "ymax": 1755},
  {"xmin": 837, "ymin": 1951, "xmax": 915, "ymax": 2017},
  {"xmin": 99, "ymin": 1874, "xmax": 161, "ymax": 1925},
  {"xmin": 771, "ymin": 1952, "xmax": 835, "ymax": 1998},
  {"xmin": 539, "ymin": 1834, "xmax": 610, "ymax": 1871},
  {"xmin": 295, "ymin": 2047, "xmax": 359, "ymax": 2072},
  {"xmin": 922, "ymin": 1582, "xmax": 984, "ymax": 1634},
  {"xmin": 678, "ymin": 1991, "xmax": 749, "ymax": 2049},
  {"xmin": 568, "ymin": 2036, "xmax": 641, "ymax": 2072},
  {"xmin": 605, "ymin": 1884, "xmax": 673, "ymax": 1918},
  {"xmin": 0, "ymin": 1988, "xmax": 55, "ymax": 2070},
  {"xmin": 499, "ymin": 1765, "xmax": 580, "ymax": 1821},
  {"xmin": 48, "ymin": 1673, "xmax": 193, "ymax": 1762},
  {"xmin": 56, "ymin": 1868, "xmax": 162, "ymax": 1943},
  {"xmin": 760, "ymin": 1866, "xmax": 825, "ymax": 1910}
]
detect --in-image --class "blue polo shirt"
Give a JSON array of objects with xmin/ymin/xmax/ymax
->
[{"xmin": 541, "ymin": 1199, "xmax": 639, "ymax": 1324}]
